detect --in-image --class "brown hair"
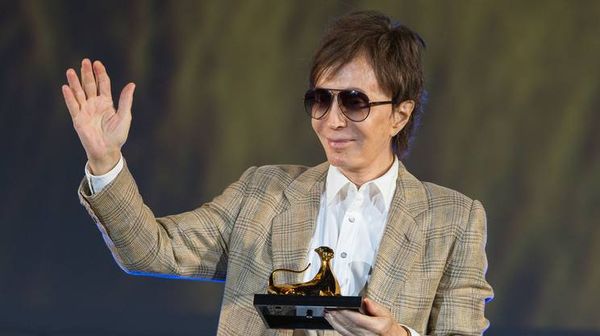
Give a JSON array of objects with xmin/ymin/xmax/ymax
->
[{"xmin": 310, "ymin": 10, "xmax": 426, "ymax": 158}]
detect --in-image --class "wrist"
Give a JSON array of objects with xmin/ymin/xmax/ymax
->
[{"xmin": 88, "ymin": 152, "xmax": 121, "ymax": 175}]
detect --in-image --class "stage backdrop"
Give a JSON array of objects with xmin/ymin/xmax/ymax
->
[{"xmin": 1, "ymin": 0, "xmax": 599, "ymax": 335}]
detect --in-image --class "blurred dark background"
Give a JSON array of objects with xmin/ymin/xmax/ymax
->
[{"xmin": 1, "ymin": 0, "xmax": 599, "ymax": 335}]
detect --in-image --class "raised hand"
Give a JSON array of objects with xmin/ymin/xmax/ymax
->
[{"xmin": 62, "ymin": 58, "xmax": 136, "ymax": 175}]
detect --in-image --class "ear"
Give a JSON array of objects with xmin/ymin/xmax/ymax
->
[{"xmin": 391, "ymin": 100, "xmax": 415, "ymax": 136}]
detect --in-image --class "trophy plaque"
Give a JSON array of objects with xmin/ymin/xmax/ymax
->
[{"xmin": 253, "ymin": 246, "xmax": 362, "ymax": 330}]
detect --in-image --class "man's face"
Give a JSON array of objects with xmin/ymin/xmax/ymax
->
[{"xmin": 311, "ymin": 55, "xmax": 413, "ymax": 179}]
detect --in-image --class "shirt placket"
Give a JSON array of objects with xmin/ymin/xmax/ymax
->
[{"xmin": 335, "ymin": 186, "xmax": 365, "ymax": 295}]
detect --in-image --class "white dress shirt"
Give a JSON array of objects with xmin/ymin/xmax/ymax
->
[
  {"xmin": 85, "ymin": 156, "xmax": 419, "ymax": 335},
  {"xmin": 302, "ymin": 158, "xmax": 398, "ymax": 296}
]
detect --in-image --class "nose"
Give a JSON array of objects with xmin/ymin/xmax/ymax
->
[{"xmin": 325, "ymin": 95, "xmax": 347, "ymax": 129}]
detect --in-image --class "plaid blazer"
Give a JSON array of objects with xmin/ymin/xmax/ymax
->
[{"xmin": 78, "ymin": 159, "xmax": 493, "ymax": 335}]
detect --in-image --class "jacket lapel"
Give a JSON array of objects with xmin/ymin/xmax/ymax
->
[
  {"xmin": 365, "ymin": 162, "xmax": 428, "ymax": 305},
  {"xmin": 270, "ymin": 162, "xmax": 329, "ymax": 284}
]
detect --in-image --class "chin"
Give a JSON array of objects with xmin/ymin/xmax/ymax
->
[{"xmin": 325, "ymin": 151, "xmax": 355, "ymax": 169}]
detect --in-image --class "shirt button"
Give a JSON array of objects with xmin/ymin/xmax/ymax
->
[
  {"xmin": 340, "ymin": 252, "xmax": 347, "ymax": 258},
  {"xmin": 348, "ymin": 217, "xmax": 355, "ymax": 223}
]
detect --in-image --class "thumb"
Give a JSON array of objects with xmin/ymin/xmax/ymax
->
[
  {"xmin": 117, "ymin": 82, "xmax": 136, "ymax": 118},
  {"xmin": 363, "ymin": 298, "xmax": 390, "ymax": 317}
]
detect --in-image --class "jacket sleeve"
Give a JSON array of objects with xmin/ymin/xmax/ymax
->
[
  {"xmin": 427, "ymin": 200, "xmax": 494, "ymax": 335},
  {"xmin": 78, "ymin": 157, "xmax": 257, "ymax": 281}
]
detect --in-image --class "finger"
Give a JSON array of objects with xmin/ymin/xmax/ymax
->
[
  {"xmin": 93, "ymin": 60, "xmax": 112, "ymax": 98},
  {"xmin": 62, "ymin": 85, "xmax": 80, "ymax": 118},
  {"xmin": 325, "ymin": 311, "xmax": 354, "ymax": 336},
  {"xmin": 363, "ymin": 298, "xmax": 391, "ymax": 317},
  {"xmin": 66, "ymin": 68, "xmax": 87, "ymax": 106},
  {"xmin": 116, "ymin": 83, "xmax": 136, "ymax": 119},
  {"xmin": 336, "ymin": 308, "xmax": 394, "ymax": 335},
  {"xmin": 335, "ymin": 309, "xmax": 375, "ymax": 327},
  {"xmin": 80, "ymin": 58, "xmax": 98, "ymax": 98}
]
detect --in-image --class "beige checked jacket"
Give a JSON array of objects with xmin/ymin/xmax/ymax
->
[{"xmin": 78, "ymin": 159, "xmax": 493, "ymax": 335}]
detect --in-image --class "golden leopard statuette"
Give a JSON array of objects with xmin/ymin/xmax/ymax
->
[{"xmin": 267, "ymin": 246, "xmax": 341, "ymax": 296}]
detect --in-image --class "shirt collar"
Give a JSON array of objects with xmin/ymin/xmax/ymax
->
[{"xmin": 325, "ymin": 157, "xmax": 399, "ymax": 211}]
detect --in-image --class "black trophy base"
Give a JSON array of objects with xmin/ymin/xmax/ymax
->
[{"xmin": 253, "ymin": 294, "xmax": 362, "ymax": 330}]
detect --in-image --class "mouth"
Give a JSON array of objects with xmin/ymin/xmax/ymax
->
[{"xmin": 326, "ymin": 137, "xmax": 354, "ymax": 149}]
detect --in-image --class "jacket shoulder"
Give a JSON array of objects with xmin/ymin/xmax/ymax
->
[
  {"xmin": 237, "ymin": 164, "xmax": 317, "ymax": 196},
  {"xmin": 244, "ymin": 164, "xmax": 311, "ymax": 187},
  {"xmin": 254, "ymin": 164, "xmax": 311, "ymax": 180},
  {"xmin": 416, "ymin": 181, "xmax": 483, "ymax": 236},
  {"xmin": 421, "ymin": 181, "xmax": 475, "ymax": 211}
]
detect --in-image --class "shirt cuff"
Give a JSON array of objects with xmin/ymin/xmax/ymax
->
[
  {"xmin": 84, "ymin": 154, "xmax": 124, "ymax": 194},
  {"xmin": 401, "ymin": 324, "xmax": 420, "ymax": 336}
]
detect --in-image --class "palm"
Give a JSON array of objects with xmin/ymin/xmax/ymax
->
[
  {"xmin": 75, "ymin": 95, "xmax": 127, "ymax": 158},
  {"xmin": 62, "ymin": 59, "xmax": 136, "ymax": 171}
]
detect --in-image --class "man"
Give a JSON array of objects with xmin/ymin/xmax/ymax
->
[{"xmin": 62, "ymin": 10, "xmax": 493, "ymax": 335}]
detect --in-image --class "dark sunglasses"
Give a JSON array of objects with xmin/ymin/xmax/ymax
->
[{"xmin": 304, "ymin": 88, "xmax": 395, "ymax": 122}]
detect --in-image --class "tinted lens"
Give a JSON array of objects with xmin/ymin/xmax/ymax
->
[
  {"xmin": 339, "ymin": 90, "xmax": 370, "ymax": 121},
  {"xmin": 304, "ymin": 88, "xmax": 333, "ymax": 119}
]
